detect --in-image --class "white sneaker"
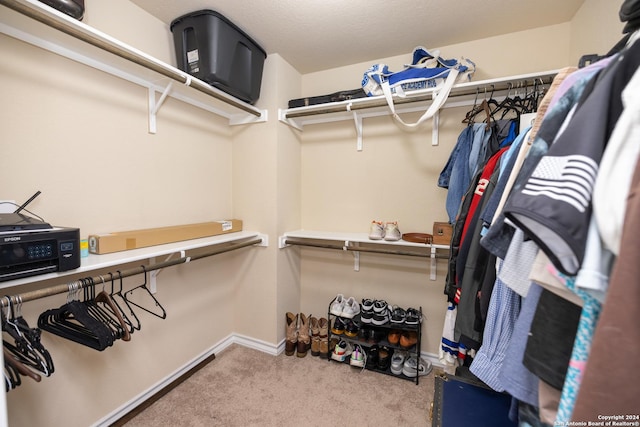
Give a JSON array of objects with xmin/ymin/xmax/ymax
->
[
  {"xmin": 330, "ymin": 294, "xmax": 345, "ymax": 316},
  {"xmin": 331, "ymin": 340, "xmax": 353, "ymax": 362},
  {"xmin": 350, "ymin": 344, "xmax": 366, "ymax": 368},
  {"xmin": 390, "ymin": 350, "xmax": 408, "ymax": 375},
  {"xmin": 384, "ymin": 221, "xmax": 401, "ymax": 241},
  {"xmin": 369, "ymin": 220, "xmax": 385, "ymax": 240},
  {"xmin": 402, "ymin": 356, "xmax": 433, "ymax": 377},
  {"xmin": 341, "ymin": 296, "xmax": 360, "ymax": 318}
]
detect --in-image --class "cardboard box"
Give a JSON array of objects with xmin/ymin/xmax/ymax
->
[
  {"xmin": 88, "ymin": 220, "xmax": 242, "ymax": 254},
  {"xmin": 432, "ymin": 221, "xmax": 453, "ymax": 245}
]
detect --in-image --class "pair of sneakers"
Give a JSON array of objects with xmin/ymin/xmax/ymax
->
[
  {"xmin": 390, "ymin": 352, "xmax": 432, "ymax": 377},
  {"xmin": 331, "ymin": 340, "xmax": 366, "ymax": 368},
  {"xmin": 361, "ymin": 298, "xmax": 390, "ymax": 325},
  {"xmin": 330, "ymin": 294, "xmax": 360, "ymax": 318},
  {"xmin": 368, "ymin": 220, "xmax": 401, "ymax": 241}
]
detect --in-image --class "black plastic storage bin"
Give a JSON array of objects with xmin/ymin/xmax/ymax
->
[{"xmin": 170, "ymin": 10, "xmax": 266, "ymax": 104}]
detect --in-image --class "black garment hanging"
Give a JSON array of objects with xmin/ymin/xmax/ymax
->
[{"xmin": 38, "ymin": 282, "xmax": 115, "ymax": 351}]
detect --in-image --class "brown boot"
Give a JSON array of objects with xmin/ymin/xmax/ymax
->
[
  {"xmin": 285, "ymin": 312, "xmax": 298, "ymax": 356},
  {"xmin": 318, "ymin": 317, "xmax": 329, "ymax": 358},
  {"xmin": 296, "ymin": 313, "xmax": 311, "ymax": 357},
  {"xmin": 310, "ymin": 316, "xmax": 320, "ymax": 356}
]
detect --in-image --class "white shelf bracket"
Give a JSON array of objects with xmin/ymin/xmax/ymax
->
[
  {"xmin": 257, "ymin": 233, "xmax": 269, "ymax": 247},
  {"xmin": 347, "ymin": 104, "xmax": 364, "ymax": 151},
  {"xmin": 432, "ymin": 110, "xmax": 440, "ymax": 146},
  {"xmin": 278, "ymin": 109, "xmax": 303, "ymax": 131},
  {"xmin": 148, "ymin": 81, "xmax": 174, "ymax": 134},
  {"xmin": 343, "ymin": 240, "xmax": 360, "ymax": 271},
  {"xmin": 149, "ymin": 249, "xmax": 187, "ymax": 293},
  {"xmin": 278, "ymin": 235, "xmax": 290, "ymax": 249},
  {"xmin": 430, "ymin": 246, "xmax": 437, "ymax": 280}
]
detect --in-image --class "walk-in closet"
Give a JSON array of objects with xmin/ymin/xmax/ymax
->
[{"xmin": 0, "ymin": 0, "xmax": 635, "ymax": 425}]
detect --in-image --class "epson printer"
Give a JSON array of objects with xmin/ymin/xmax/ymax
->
[{"xmin": 0, "ymin": 193, "xmax": 80, "ymax": 282}]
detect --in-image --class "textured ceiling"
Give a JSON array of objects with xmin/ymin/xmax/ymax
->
[{"xmin": 130, "ymin": 0, "xmax": 586, "ymax": 74}]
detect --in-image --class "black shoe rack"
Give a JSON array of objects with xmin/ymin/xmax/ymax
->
[{"xmin": 327, "ymin": 297, "xmax": 423, "ymax": 384}]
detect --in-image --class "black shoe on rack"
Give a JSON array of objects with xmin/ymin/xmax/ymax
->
[
  {"xmin": 390, "ymin": 306, "xmax": 407, "ymax": 324},
  {"xmin": 331, "ymin": 317, "xmax": 346, "ymax": 335},
  {"xmin": 366, "ymin": 345, "xmax": 379, "ymax": 369},
  {"xmin": 344, "ymin": 319, "xmax": 360, "ymax": 338},
  {"xmin": 377, "ymin": 346, "xmax": 394, "ymax": 371},
  {"xmin": 405, "ymin": 308, "xmax": 422, "ymax": 325}
]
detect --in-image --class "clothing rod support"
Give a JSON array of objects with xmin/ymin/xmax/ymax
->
[{"xmin": 0, "ymin": 237, "xmax": 263, "ymax": 307}]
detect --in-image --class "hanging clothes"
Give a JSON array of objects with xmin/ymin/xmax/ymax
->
[{"xmin": 502, "ymin": 40, "xmax": 640, "ymax": 276}]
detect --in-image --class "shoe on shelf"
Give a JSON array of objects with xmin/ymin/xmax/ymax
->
[
  {"xmin": 373, "ymin": 300, "xmax": 388, "ymax": 313},
  {"xmin": 341, "ymin": 296, "xmax": 361, "ymax": 318},
  {"xmin": 360, "ymin": 308, "xmax": 373, "ymax": 324},
  {"xmin": 405, "ymin": 308, "xmax": 423, "ymax": 325},
  {"xmin": 372, "ymin": 308, "xmax": 390, "ymax": 326},
  {"xmin": 331, "ymin": 340, "xmax": 353, "ymax": 362},
  {"xmin": 331, "ymin": 317, "xmax": 346, "ymax": 335},
  {"xmin": 377, "ymin": 346, "xmax": 394, "ymax": 371},
  {"xmin": 390, "ymin": 350, "xmax": 408, "ymax": 375},
  {"xmin": 350, "ymin": 344, "xmax": 366, "ymax": 368},
  {"xmin": 344, "ymin": 319, "xmax": 360, "ymax": 338},
  {"xmin": 387, "ymin": 329, "xmax": 402, "ymax": 346},
  {"xmin": 330, "ymin": 294, "xmax": 345, "ymax": 316},
  {"xmin": 369, "ymin": 220, "xmax": 385, "ymax": 240},
  {"xmin": 402, "ymin": 356, "xmax": 433, "ymax": 377},
  {"xmin": 365, "ymin": 345, "xmax": 379, "ymax": 369},
  {"xmin": 390, "ymin": 306, "xmax": 407, "ymax": 324},
  {"xmin": 384, "ymin": 221, "xmax": 401, "ymax": 241},
  {"xmin": 361, "ymin": 298, "xmax": 374, "ymax": 312},
  {"xmin": 365, "ymin": 328, "xmax": 381, "ymax": 344},
  {"xmin": 399, "ymin": 331, "xmax": 418, "ymax": 349}
]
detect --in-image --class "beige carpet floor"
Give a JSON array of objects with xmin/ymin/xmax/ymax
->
[{"xmin": 122, "ymin": 344, "xmax": 437, "ymax": 426}]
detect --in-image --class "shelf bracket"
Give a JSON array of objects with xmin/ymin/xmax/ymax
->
[
  {"xmin": 344, "ymin": 240, "xmax": 360, "ymax": 271},
  {"xmin": 278, "ymin": 109, "xmax": 303, "ymax": 131},
  {"xmin": 148, "ymin": 81, "xmax": 174, "ymax": 134},
  {"xmin": 347, "ymin": 104, "xmax": 364, "ymax": 151},
  {"xmin": 149, "ymin": 250, "xmax": 188, "ymax": 293},
  {"xmin": 432, "ymin": 110, "xmax": 440, "ymax": 146},
  {"xmin": 430, "ymin": 246, "xmax": 437, "ymax": 280}
]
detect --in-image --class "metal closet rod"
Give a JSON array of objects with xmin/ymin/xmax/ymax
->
[
  {"xmin": 284, "ymin": 74, "xmax": 557, "ymax": 119},
  {"xmin": 0, "ymin": 237, "xmax": 263, "ymax": 308},
  {"xmin": 283, "ymin": 239, "xmax": 448, "ymax": 259},
  {"xmin": 0, "ymin": 0, "xmax": 261, "ymax": 117}
]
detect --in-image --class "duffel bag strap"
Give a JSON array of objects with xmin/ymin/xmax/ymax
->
[{"xmin": 380, "ymin": 66, "xmax": 460, "ymax": 129}]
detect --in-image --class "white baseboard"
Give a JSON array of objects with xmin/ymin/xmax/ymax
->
[
  {"xmin": 93, "ymin": 335, "xmax": 439, "ymax": 426},
  {"xmin": 92, "ymin": 333, "xmax": 280, "ymax": 427}
]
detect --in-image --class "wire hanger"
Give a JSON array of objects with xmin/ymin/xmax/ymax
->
[{"xmin": 123, "ymin": 266, "xmax": 167, "ymax": 320}]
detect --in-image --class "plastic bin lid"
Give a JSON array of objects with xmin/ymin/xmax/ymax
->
[{"xmin": 170, "ymin": 9, "xmax": 266, "ymax": 57}]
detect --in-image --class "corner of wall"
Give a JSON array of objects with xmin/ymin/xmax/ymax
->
[{"xmin": 568, "ymin": 0, "xmax": 625, "ymax": 66}]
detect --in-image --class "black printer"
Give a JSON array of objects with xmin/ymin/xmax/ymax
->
[{"xmin": 0, "ymin": 213, "xmax": 80, "ymax": 282}]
